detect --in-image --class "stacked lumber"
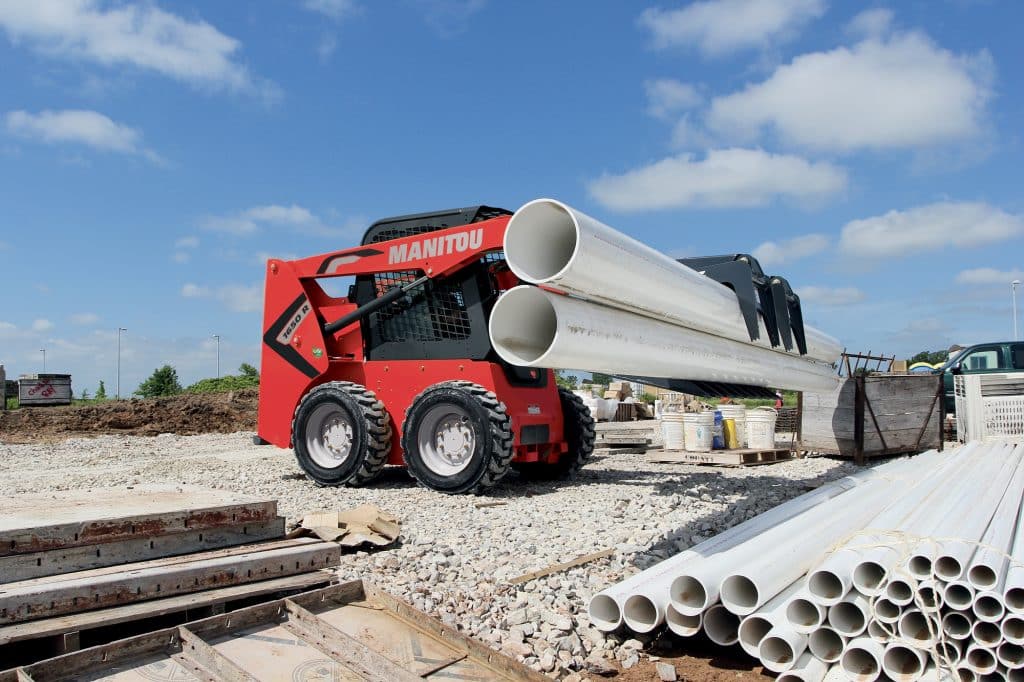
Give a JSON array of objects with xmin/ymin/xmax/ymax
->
[{"xmin": 0, "ymin": 486, "xmax": 339, "ymax": 664}]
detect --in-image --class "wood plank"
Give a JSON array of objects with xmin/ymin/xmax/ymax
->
[
  {"xmin": 646, "ymin": 448, "xmax": 793, "ymax": 466},
  {"xmin": 0, "ymin": 540, "xmax": 340, "ymax": 624},
  {"xmin": 0, "ymin": 486, "xmax": 277, "ymax": 556},
  {"xmin": 0, "ymin": 518, "xmax": 286, "ymax": 583},
  {"xmin": 508, "ymin": 548, "xmax": 615, "ymax": 585},
  {"xmin": 0, "ymin": 571, "xmax": 335, "ymax": 646}
]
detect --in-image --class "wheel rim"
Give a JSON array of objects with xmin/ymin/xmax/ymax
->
[
  {"xmin": 305, "ymin": 402, "xmax": 355, "ymax": 469},
  {"xmin": 416, "ymin": 403, "xmax": 476, "ymax": 476}
]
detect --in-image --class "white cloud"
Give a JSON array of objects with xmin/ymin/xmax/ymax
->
[
  {"xmin": 32, "ymin": 318, "xmax": 53, "ymax": 332},
  {"xmin": 0, "ymin": 321, "xmax": 20, "ymax": 339},
  {"xmin": 845, "ymin": 8, "xmax": 894, "ymax": 39},
  {"xmin": 639, "ymin": 0, "xmax": 825, "ymax": 56},
  {"xmin": 304, "ymin": 0, "xmax": 358, "ymax": 20},
  {"xmin": 752, "ymin": 233, "xmax": 829, "ymax": 266},
  {"xmin": 5, "ymin": 109, "xmax": 163, "ymax": 163},
  {"xmin": 797, "ymin": 286, "xmax": 866, "ymax": 306},
  {"xmin": 840, "ymin": 202, "xmax": 1024, "ymax": 259},
  {"xmin": 0, "ymin": 0, "xmax": 267, "ymax": 95},
  {"xmin": 645, "ymin": 79, "xmax": 702, "ymax": 119},
  {"xmin": 70, "ymin": 312, "xmax": 100, "ymax": 326},
  {"xmin": 587, "ymin": 148, "xmax": 846, "ymax": 211},
  {"xmin": 181, "ymin": 283, "xmax": 210, "ymax": 298},
  {"xmin": 217, "ymin": 283, "xmax": 263, "ymax": 313},
  {"xmin": 955, "ymin": 268, "xmax": 1024, "ymax": 286},
  {"xmin": 201, "ymin": 204, "xmax": 356, "ymax": 237},
  {"xmin": 175, "ymin": 236, "xmax": 199, "ymax": 249},
  {"xmin": 707, "ymin": 31, "xmax": 993, "ymax": 151}
]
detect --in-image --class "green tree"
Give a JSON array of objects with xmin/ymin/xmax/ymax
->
[
  {"xmin": 554, "ymin": 370, "xmax": 578, "ymax": 390},
  {"xmin": 80, "ymin": 389, "xmax": 90, "ymax": 400},
  {"xmin": 95, "ymin": 380, "xmax": 107, "ymax": 400},
  {"xmin": 590, "ymin": 372, "xmax": 613, "ymax": 387},
  {"xmin": 239, "ymin": 362, "xmax": 259, "ymax": 379},
  {"xmin": 909, "ymin": 350, "xmax": 949, "ymax": 366},
  {"xmin": 135, "ymin": 365, "xmax": 183, "ymax": 398}
]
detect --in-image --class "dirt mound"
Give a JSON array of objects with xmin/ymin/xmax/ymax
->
[{"xmin": 0, "ymin": 389, "xmax": 258, "ymax": 443}]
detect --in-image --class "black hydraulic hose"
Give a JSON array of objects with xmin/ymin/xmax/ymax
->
[{"xmin": 322, "ymin": 275, "xmax": 430, "ymax": 335}]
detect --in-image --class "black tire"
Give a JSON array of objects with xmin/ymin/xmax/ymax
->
[
  {"xmin": 514, "ymin": 388, "xmax": 596, "ymax": 480},
  {"xmin": 291, "ymin": 381, "xmax": 391, "ymax": 486},
  {"xmin": 401, "ymin": 380, "xmax": 513, "ymax": 494}
]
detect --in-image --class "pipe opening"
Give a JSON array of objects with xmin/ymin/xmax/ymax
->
[
  {"xmin": 665, "ymin": 605, "xmax": 701, "ymax": 637},
  {"xmin": 1010, "ymin": 670, "xmax": 1024, "ymax": 682},
  {"xmin": 969, "ymin": 565, "xmax": 998, "ymax": 591},
  {"xmin": 670, "ymin": 576, "xmax": 708, "ymax": 614},
  {"xmin": 936, "ymin": 556, "xmax": 965, "ymax": 581},
  {"xmin": 623, "ymin": 595, "xmax": 659, "ymax": 633},
  {"xmin": 842, "ymin": 646, "xmax": 880, "ymax": 681},
  {"xmin": 886, "ymin": 578, "xmax": 914, "ymax": 605},
  {"xmin": 488, "ymin": 286, "xmax": 557, "ymax": 365},
  {"xmin": 973, "ymin": 621, "xmax": 1002, "ymax": 647},
  {"xmin": 946, "ymin": 582, "xmax": 975, "ymax": 610},
  {"xmin": 829, "ymin": 602, "xmax": 867, "ymax": 637},
  {"xmin": 1006, "ymin": 588, "xmax": 1024, "ymax": 614},
  {"xmin": 883, "ymin": 645, "xmax": 924, "ymax": 681},
  {"xmin": 873, "ymin": 596, "xmax": 901, "ymax": 623},
  {"xmin": 760, "ymin": 636, "xmax": 796, "ymax": 671},
  {"xmin": 704, "ymin": 605, "xmax": 740, "ymax": 646},
  {"xmin": 956, "ymin": 666, "xmax": 978, "ymax": 682},
  {"xmin": 907, "ymin": 555, "xmax": 932, "ymax": 580},
  {"xmin": 853, "ymin": 561, "xmax": 887, "ymax": 595},
  {"xmin": 918, "ymin": 584, "xmax": 941, "ymax": 610},
  {"xmin": 808, "ymin": 571, "xmax": 844, "ymax": 603},
  {"xmin": 999, "ymin": 642, "xmax": 1024, "ymax": 668},
  {"xmin": 938, "ymin": 641, "xmax": 964, "ymax": 665},
  {"xmin": 787, "ymin": 597, "xmax": 824, "ymax": 631},
  {"xmin": 504, "ymin": 200, "xmax": 579, "ymax": 283},
  {"xmin": 943, "ymin": 612, "xmax": 972, "ymax": 640},
  {"xmin": 867, "ymin": 619, "xmax": 892, "ymax": 643},
  {"xmin": 967, "ymin": 646, "xmax": 997, "ymax": 673},
  {"xmin": 808, "ymin": 627, "xmax": 845, "ymax": 662},
  {"xmin": 1004, "ymin": 615, "xmax": 1024, "ymax": 644},
  {"xmin": 973, "ymin": 593, "xmax": 1004, "ymax": 623},
  {"xmin": 720, "ymin": 576, "xmax": 759, "ymax": 614},
  {"xmin": 738, "ymin": 616, "xmax": 772, "ymax": 657},
  {"xmin": 588, "ymin": 594, "xmax": 622, "ymax": 631},
  {"xmin": 899, "ymin": 610, "xmax": 937, "ymax": 646}
]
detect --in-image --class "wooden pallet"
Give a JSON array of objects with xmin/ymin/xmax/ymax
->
[
  {"xmin": 645, "ymin": 447, "xmax": 795, "ymax": 467},
  {"xmin": 0, "ymin": 581, "xmax": 547, "ymax": 682}
]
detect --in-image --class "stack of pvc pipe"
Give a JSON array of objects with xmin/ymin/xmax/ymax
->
[
  {"xmin": 588, "ymin": 442, "xmax": 1024, "ymax": 682},
  {"xmin": 488, "ymin": 198, "xmax": 843, "ymax": 393}
]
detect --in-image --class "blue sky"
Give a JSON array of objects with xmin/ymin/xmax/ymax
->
[{"xmin": 0, "ymin": 0, "xmax": 1022, "ymax": 395}]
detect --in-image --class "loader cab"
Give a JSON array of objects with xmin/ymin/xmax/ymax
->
[{"xmin": 940, "ymin": 341, "xmax": 1024, "ymax": 412}]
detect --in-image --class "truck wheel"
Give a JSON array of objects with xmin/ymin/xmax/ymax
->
[
  {"xmin": 515, "ymin": 388, "xmax": 596, "ymax": 480},
  {"xmin": 402, "ymin": 381, "xmax": 513, "ymax": 494},
  {"xmin": 292, "ymin": 381, "xmax": 391, "ymax": 486}
]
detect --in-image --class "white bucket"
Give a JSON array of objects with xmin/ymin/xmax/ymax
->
[
  {"xmin": 746, "ymin": 407, "xmax": 778, "ymax": 450},
  {"xmin": 683, "ymin": 412, "xmax": 715, "ymax": 452},
  {"xmin": 662, "ymin": 413, "xmax": 686, "ymax": 450},
  {"xmin": 717, "ymin": 404, "xmax": 748, "ymax": 447}
]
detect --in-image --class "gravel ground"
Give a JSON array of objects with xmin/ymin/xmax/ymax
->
[{"xmin": 0, "ymin": 432, "xmax": 858, "ymax": 680}]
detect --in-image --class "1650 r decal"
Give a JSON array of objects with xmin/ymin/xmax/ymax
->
[{"xmin": 264, "ymin": 295, "xmax": 319, "ymax": 379}]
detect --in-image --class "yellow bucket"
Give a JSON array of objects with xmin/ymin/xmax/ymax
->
[{"xmin": 723, "ymin": 418, "xmax": 739, "ymax": 449}]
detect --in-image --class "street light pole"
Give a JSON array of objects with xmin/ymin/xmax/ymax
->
[
  {"xmin": 117, "ymin": 327, "xmax": 127, "ymax": 399},
  {"xmin": 1013, "ymin": 280, "xmax": 1021, "ymax": 342},
  {"xmin": 39, "ymin": 349, "xmax": 45, "ymax": 373},
  {"xmin": 213, "ymin": 335, "xmax": 221, "ymax": 378}
]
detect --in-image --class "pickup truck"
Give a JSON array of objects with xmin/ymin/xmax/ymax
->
[{"xmin": 939, "ymin": 341, "xmax": 1024, "ymax": 413}]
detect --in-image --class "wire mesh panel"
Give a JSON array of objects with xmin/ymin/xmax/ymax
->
[{"xmin": 956, "ymin": 373, "xmax": 1024, "ymax": 442}]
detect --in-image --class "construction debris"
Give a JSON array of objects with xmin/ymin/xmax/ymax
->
[
  {"xmin": 509, "ymin": 548, "xmax": 616, "ymax": 586},
  {"xmin": 289, "ymin": 503, "xmax": 400, "ymax": 547}
]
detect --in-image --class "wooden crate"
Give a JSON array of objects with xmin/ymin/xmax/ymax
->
[{"xmin": 0, "ymin": 581, "xmax": 547, "ymax": 682}]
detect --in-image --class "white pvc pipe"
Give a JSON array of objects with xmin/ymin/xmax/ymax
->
[
  {"xmin": 841, "ymin": 637, "xmax": 885, "ymax": 682},
  {"xmin": 828, "ymin": 592, "xmax": 871, "ymax": 638},
  {"xmin": 976, "ymin": 620, "xmax": 1006, "ymax": 648},
  {"xmin": 1010, "ymin": 668, "xmax": 1024, "ymax": 682},
  {"xmin": 918, "ymin": 578, "xmax": 944, "ymax": 613},
  {"xmin": 998, "ymin": 643, "xmax": 1024, "ymax": 670},
  {"xmin": 944, "ymin": 609, "xmax": 974, "ymax": 640},
  {"xmin": 958, "ymin": 665, "xmax": 980, "ymax": 682},
  {"xmin": 867, "ymin": 619, "xmax": 893, "ymax": 644},
  {"xmin": 975, "ymin": 590, "xmax": 1008, "ymax": 624},
  {"xmin": 808, "ymin": 626, "xmax": 848, "ymax": 663},
  {"xmin": 898, "ymin": 607, "xmax": 939, "ymax": 648},
  {"xmin": 502, "ymin": 198, "xmax": 842, "ymax": 363},
  {"xmin": 872, "ymin": 596, "xmax": 902, "ymax": 624},
  {"xmin": 490, "ymin": 285, "xmax": 840, "ymax": 392},
  {"xmin": 886, "ymin": 570, "xmax": 918, "ymax": 607},
  {"xmin": 1004, "ymin": 615, "xmax": 1024, "ymax": 645},
  {"xmin": 665, "ymin": 604, "xmax": 702, "ymax": 637},
  {"xmin": 704, "ymin": 603, "xmax": 741, "ymax": 645},
  {"xmin": 970, "ymin": 446, "xmax": 1024, "ymax": 591},
  {"xmin": 778, "ymin": 652, "xmax": 830, "ymax": 682},
  {"xmin": 760, "ymin": 623, "xmax": 808, "ymax": 673},
  {"xmin": 809, "ymin": 549, "xmax": 860, "ymax": 606},
  {"xmin": 882, "ymin": 642, "xmax": 929, "ymax": 682},
  {"xmin": 738, "ymin": 581, "xmax": 806, "ymax": 657},
  {"xmin": 946, "ymin": 580, "xmax": 978, "ymax": 611},
  {"xmin": 939, "ymin": 639, "xmax": 966, "ymax": 666},
  {"xmin": 967, "ymin": 645, "xmax": 1000, "ymax": 676},
  {"xmin": 788, "ymin": 592, "xmax": 828, "ymax": 634}
]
